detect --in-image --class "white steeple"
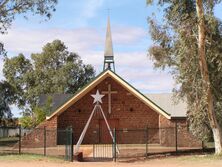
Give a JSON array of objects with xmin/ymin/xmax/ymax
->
[
  {"xmin": 104, "ymin": 16, "xmax": 114, "ymax": 57},
  {"xmin": 103, "ymin": 16, "xmax": 115, "ymax": 71}
]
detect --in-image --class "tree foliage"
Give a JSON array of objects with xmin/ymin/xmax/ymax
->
[
  {"xmin": 0, "ymin": 0, "xmax": 57, "ymax": 56},
  {"xmin": 19, "ymin": 96, "xmax": 52, "ymax": 128},
  {"xmin": 147, "ymin": 0, "xmax": 222, "ymax": 141},
  {"xmin": 3, "ymin": 40, "xmax": 95, "ymax": 114},
  {"xmin": 0, "ymin": 118, "xmax": 18, "ymax": 126},
  {"xmin": 0, "ymin": 81, "xmax": 15, "ymax": 119}
]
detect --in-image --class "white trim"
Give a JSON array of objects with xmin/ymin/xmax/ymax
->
[{"xmin": 47, "ymin": 70, "xmax": 171, "ymax": 120}]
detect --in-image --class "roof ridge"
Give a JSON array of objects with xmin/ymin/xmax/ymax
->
[{"xmin": 46, "ymin": 70, "xmax": 172, "ymax": 120}]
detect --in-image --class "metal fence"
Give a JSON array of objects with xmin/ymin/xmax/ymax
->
[
  {"xmin": 112, "ymin": 126, "xmax": 214, "ymax": 161},
  {"xmin": 79, "ymin": 125, "xmax": 214, "ymax": 161},
  {"xmin": 0, "ymin": 125, "xmax": 215, "ymax": 162},
  {"xmin": 0, "ymin": 126, "xmax": 73, "ymax": 162}
]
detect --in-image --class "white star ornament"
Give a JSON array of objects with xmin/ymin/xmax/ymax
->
[{"xmin": 91, "ymin": 90, "xmax": 105, "ymax": 104}]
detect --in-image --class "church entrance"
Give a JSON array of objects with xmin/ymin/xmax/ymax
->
[
  {"xmin": 99, "ymin": 119, "xmax": 119, "ymax": 144},
  {"xmin": 92, "ymin": 119, "xmax": 118, "ymax": 159}
]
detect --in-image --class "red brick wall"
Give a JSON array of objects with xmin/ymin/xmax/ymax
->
[
  {"xmin": 159, "ymin": 115, "xmax": 202, "ymax": 147},
  {"xmin": 37, "ymin": 116, "xmax": 58, "ymax": 129},
  {"xmin": 58, "ymin": 77, "xmax": 159, "ymax": 144},
  {"xmin": 18, "ymin": 117, "xmax": 58, "ymax": 148},
  {"xmin": 19, "ymin": 76, "xmax": 202, "ymax": 148}
]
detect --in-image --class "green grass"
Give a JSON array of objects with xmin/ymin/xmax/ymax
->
[{"xmin": 0, "ymin": 153, "xmax": 65, "ymax": 162}]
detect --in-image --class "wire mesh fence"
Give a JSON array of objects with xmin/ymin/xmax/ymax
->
[
  {"xmin": 113, "ymin": 125, "xmax": 213, "ymax": 160},
  {"xmin": 80, "ymin": 125, "xmax": 210, "ymax": 161},
  {"xmin": 115, "ymin": 129, "xmax": 147, "ymax": 158},
  {"xmin": 0, "ymin": 125, "xmax": 215, "ymax": 162},
  {"xmin": 0, "ymin": 126, "xmax": 22, "ymax": 154},
  {"xmin": 0, "ymin": 126, "xmax": 73, "ymax": 161}
]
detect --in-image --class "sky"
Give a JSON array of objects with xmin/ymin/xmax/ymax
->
[{"xmin": 1, "ymin": 0, "xmax": 222, "ymax": 117}]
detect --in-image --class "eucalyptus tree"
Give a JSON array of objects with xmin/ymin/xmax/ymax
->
[
  {"xmin": 147, "ymin": 0, "xmax": 222, "ymax": 154},
  {"xmin": 3, "ymin": 40, "xmax": 95, "ymax": 114},
  {"xmin": 0, "ymin": 81, "xmax": 15, "ymax": 119},
  {"xmin": 0, "ymin": 0, "xmax": 58, "ymax": 56}
]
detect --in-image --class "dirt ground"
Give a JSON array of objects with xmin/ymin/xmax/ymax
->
[
  {"xmin": 1, "ymin": 144, "xmax": 203, "ymax": 158},
  {"xmin": 0, "ymin": 155, "xmax": 222, "ymax": 167}
]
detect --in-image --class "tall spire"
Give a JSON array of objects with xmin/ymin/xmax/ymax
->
[
  {"xmin": 104, "ymin": 16, "xmax": 113, "ymax": 57},
  {"xmin": 103, "ymin": 16, "xmax": 115, "ymax": 71}
]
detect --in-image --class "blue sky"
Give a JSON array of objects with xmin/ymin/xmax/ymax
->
[{"xmin": 1, "ymin": 0, "xmax": 222, "ymax": 117}]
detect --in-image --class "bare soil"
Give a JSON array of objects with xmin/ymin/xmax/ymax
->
[{"xmin": 1, "ymin": 155, "xmax": 222, "ymax": 167}]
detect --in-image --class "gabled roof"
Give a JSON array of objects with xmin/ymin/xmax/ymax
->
[
  {"xmin": 39, "ymin": 94, "xmax": 73, "ymax": 115},
  {"xmin": 46, "ymin": 69, "xmax": 172, "ymax": 120}
]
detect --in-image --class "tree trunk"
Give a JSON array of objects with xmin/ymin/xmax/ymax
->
[{"xmin": 196, "ymin": 0, "xmax": 222, "ymax": 154}]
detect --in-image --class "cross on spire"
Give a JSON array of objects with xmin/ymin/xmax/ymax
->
[{"xmin": 107, "ymin": 8, "xmax": 111, "ymax": 15}]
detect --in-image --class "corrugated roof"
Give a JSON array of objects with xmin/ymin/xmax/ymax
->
[{"xmin": 146, "ymin": 93, "xmax": 187, "ymax": 118}]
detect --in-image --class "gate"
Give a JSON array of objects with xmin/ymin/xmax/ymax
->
[
  {"xmin": 65, "ymin": 127, "xmax": 73, "ymax": 161},
  {"xmin": 92, "ymin": 126, "xmax": 115, "ymax": 160},
  {"xmin": 93, "ymin": 144, "xmax": 113, "ymax": 159},
  {"xmin": 57, "ymin": 127, "xmax": 73, "ymax": 161}
]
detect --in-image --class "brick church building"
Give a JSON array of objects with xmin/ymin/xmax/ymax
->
[{"xmin": 20, "ymin": 17, "xmax": 201, "ymax": 149}]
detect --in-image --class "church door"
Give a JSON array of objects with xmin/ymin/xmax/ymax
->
[{"xmin": 99, "ymin": 119, "xmax": 119, "ymax": 144}]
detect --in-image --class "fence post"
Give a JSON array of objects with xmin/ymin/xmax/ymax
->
[
  {"xmin": 113, "ymin": 128, "xmax": 116, "ymax": 162},
  {"xmin": 44, "ymin": 126, "xmax": 46, "ymax": 156},
  {"xmin": 175, "ymin": 122, "xmax": 178, "ymax": 152},
  {"xmin": 70, "ymin": 127, "xmax": 73, "ymax": 162},
  {"xmin": 145, "ymin": 126, "xmax": 148, "ymax": 157},
  {"xmin": 65, "ymin": 128, "xmax": 68, "ymax": 161},
  {"xmin": 19, "ymin": 125, "xmax": 21, "ymax": 154},
  {"xmin": 93, "ymin": 144, "xmax": 95, "ymax": 159},
  {"xmin": 202, "ymin": 141, "xmax": 205, "ymax": 152}
]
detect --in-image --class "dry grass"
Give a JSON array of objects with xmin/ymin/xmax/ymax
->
[
  {"xmin": 0, "ymin": 153, "xmax": 64, "ymax": 162},
  {"xmin": 0, "ymin": 153, "xmax": 222, "ymax": 167}
]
